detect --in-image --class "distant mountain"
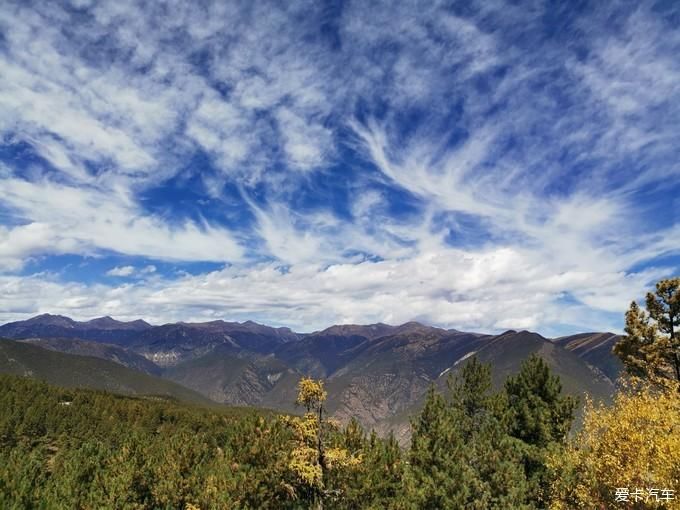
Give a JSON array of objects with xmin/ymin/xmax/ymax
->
[
  {"xmin": 0, "ymin": 338, "xmax": 211, "ymax": 405},
  {"xmin": 554, "ymin": 332, "xmax": 624, "ymax": 383},
  {"xmin": 127, "ymin": 320, "xmax": 300, "ymax": 366},
  {"xmin": 462, "ymin": 330, "xmax": 615, "ymax": 398},
  {"xmin": 324, "ymin": 329, "xmax": 616, "ymax": 443},
  {"xmin": 0, "ymin": 314, "xmax": 151, "ymax": 344},
  {"xmin": 311, "ymin": 323, "xmax": 399, "ymax": 340},
  {"xmin": 0, "ymin": 314, "xmax": 624, "ymax": 442},
  {"xmin": 164, "ymin": 346, "xmax": 300, "ymax": 411},
  {"xmin": 84, "ymin": 316, "xmax": 152, "ymax": 330},
  {"xmin": 322, "ymin": 327, "xmax": 490, "ymax": 441},
  {"xmin": 275, "ymin": 322, "xmax": 452, "ymax": 378},
  {"xmin": 0, "ymin": 314, "xmax": 299, "ymax": 367}
]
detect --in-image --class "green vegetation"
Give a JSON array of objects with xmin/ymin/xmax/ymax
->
[
  {"xmin": 408, "ymin": 358, "xmax": 530, "ymax": 509},
  {"xmin": 0, "ymin": 356, "xmax": 577, "ymax": 509},
  {"xmin": 504, "ymin": 355, "xmax": 577, "ymax": 506},
  {"xmin": 615, "ymin": 277, "xmax": 680, "ymax": 386},
  {"xmin": 548, "ymin": 277, "xmax": 680, "ymax": 510},
  {"xmin": 0, "ymin": 375, "xmax": 405, "ymax": 509},
  {"xmin": 0, "ymin": 339, "xmax": 212, "ymax": 405}
]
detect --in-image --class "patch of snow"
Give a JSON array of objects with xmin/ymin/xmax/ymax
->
[
  {"xmin": 453, "ymin": 350, "xmax": 477, "ymax": 366},
  {"xmin": 267, "ymin": 372, "xmax": 283, "ymax": 384},
  {"xmin": 439, "ymin": 366, "xmax": 452, "ymax": 378}
]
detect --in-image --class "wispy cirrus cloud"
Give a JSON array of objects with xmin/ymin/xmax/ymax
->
[
  {"xmin": 0, "ymin": 177, "xmax": 243, "ymax": 269},
  {"xmin": 0, "ymin": 0, "xmax": 678, "ymax": 335}
]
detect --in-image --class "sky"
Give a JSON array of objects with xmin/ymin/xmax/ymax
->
[{"xmin": 0, "ymin": 0, "xmax": 679, "ymax": 335}]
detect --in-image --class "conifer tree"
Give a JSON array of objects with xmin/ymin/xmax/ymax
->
[
  {"xmin": 504, "ymin": 355, "xmax": 577, "ymax": 505},
  {"xmin": 408, "ymin": 384, "xmax": 469, "ymax": 508},
  {"xmin": 614, "ymin": 277, "xmax": 680, "ymax": 387},
  {"xmin": 407, "ymin": 358, "xmax": 531, "ymax": 509},
  {"xmin": 329, "ymin": 424, "xmax": 405, "ymax": 510}
]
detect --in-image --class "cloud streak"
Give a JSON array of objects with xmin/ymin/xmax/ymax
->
[{"xmin": 0, "ymin": 0, "xmax": 678, "ymax": 335}]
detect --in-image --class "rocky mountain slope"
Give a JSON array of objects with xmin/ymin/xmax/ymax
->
[{"xmin": 554, "ymin": 332, "xmax": 623, "ymax": 383}]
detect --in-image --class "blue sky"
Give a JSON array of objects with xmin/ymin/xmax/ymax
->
[{"xmin": 0, "ymin": 0, "xmax": 679, "ymax": 335}]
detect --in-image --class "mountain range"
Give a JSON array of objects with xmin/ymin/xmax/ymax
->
[{"xmin": 0, "ymin": 314, "xmax": 624, "ymax": 442}]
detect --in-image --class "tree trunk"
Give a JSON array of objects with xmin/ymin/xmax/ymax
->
[{"xmin": 317, "ymin": 404, "xmax": 326, "ymax": 510}]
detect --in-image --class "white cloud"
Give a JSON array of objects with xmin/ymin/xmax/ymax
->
[
  {"xmin": 276, "ymin": 108, "xmax": 333, "ymax": 171},
  {"xmin": 106, "ymin": 266, "xmax": 135, "ymax": 277},
  {"xmin": 0, "ymin": 1, "xmax": 678, "ymax": 335},
  {"xmin": 105, "ymin": 264, "xmax": 156, "ymax": 278},
  {"xmin": 0, "ymin": 178, "xmax": 243, "ymax": 271},
  {"xmin": 0, "ymin": 247, "xmax": 670, "ymax": 334}
]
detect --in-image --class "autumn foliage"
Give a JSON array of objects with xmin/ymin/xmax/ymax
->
[{"xmin": 548, "ymin": 381, "xmax": 680, "ymax": 509}]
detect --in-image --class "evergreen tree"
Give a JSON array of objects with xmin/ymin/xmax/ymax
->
[
  {"xmin": 328, "ymin": 424, "xmax": 405, "ymax": 510},
  {"xmin": 504, "ymin": 355, "xmax": 577, "ymax": 505},
  {"xmin": 407, "ymin": 358, "xmax": 531, "ymax": 509},
  {"xmin": 408, "ymin": 384, "xmax": 471, "ymax": 508},
  {"xmin": 614, "ymin": 277, "xmax": 680, "ymax": 387}
]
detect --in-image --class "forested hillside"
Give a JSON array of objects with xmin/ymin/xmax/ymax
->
[
  {"xmin": 2, "ymin": 356, "xmax": 678, "ymax": 509},
  {"xmin": 0, "ymin": 339, "xmax": 212, "ymax": 406},
  {"xmin": 0, "ymin": 374, "xmax": 404, "ymax": 509}
]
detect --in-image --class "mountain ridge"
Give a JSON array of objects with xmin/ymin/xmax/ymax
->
[{"xmin": 0, "ymin": 314, "xmax": 624, "ymax": 442}]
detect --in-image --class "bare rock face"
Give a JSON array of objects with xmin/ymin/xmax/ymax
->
[
  {"xmin": 553, "ymin": 332, "xmax": 624, "ymax": 383},
  {"xmin": 329, "ymin": 372, "xmax": 430, "ymax": 433}
]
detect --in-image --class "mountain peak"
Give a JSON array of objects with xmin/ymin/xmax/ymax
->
[
  {"xmin": 313, "ymin": 323, "xmax": 397, "ymax": 340},
  {"xmin": 128, "ymin": 319, "xmax": 152, "ymax": 328},
  {"xmin": 86, "ymin": 316, "xmax": 120, "ymax": 326},
  {"xmin": 85, "ymin": 316, "xmax": 152, "ymax": 330},
  {"xmin": 397, "ymin": 321, "xmax": 423, "ymax": 329},
  {"xmin": 393, "ymin": 321, "xmax": 446, "ymax": 335},
  {"xmin": 25, "ymin": 314, "xmax": 76, "ymax": 327}
]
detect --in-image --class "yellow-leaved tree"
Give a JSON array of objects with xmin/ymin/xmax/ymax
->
[
  {"xmin": 285, "ymin": 377, "xmax": 361, "ymax": 509},
  {"xmin": 550, "ymin": 278, "xmax": 680, "ymax": 509},
  {"xmin": 548, "ymin": 381, "xmax": 680, "ymax": 509}
]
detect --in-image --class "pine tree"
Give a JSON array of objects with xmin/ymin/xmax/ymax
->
[
  {"xmin": 407, "ymin": 358, "xmax": 531, "ymax": 509},
  {"xmin": 408, "ymin": 384, "xmax": 471, "ymax": 508},
  {"xmin": 329, "ymin": 424, "xmax": 405, "ymax": 510},
  {"xmin": 614, "ymin": 277, "xmax": 680, "ymax": 387},
  {"xmin": 504, "ymin": 355, "xmax": 577, "ymax": 505}
]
